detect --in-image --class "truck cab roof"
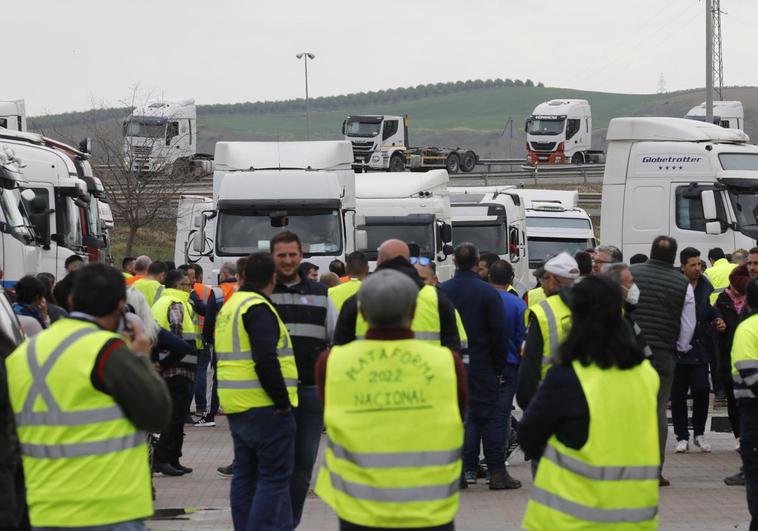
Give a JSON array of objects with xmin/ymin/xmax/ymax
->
[
  {"xmin": 130, "ymin": 99, "xmax": 196, "ymax": 120},
  {"xmin": 214, "ymin": 140, "xmax": 353, "ymax": 172},
  {"xmin": 685, "ymin": 101, "xmax": 744, "ymax": 118},
  {"xmin": 355, "ymin": 170, "xmax": 448, "ymax": 199},
  {"xmin": 606, "ymin": 117, "xmax": 749, "ymax": 143},
  {"xmin": 531, "ymin": 99, "xmax": 590, "ymax": 117}
]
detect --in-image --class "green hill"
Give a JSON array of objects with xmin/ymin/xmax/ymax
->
[{"xmin": 28, "ymin": 84, "xmax": 758, "ymax": 159}]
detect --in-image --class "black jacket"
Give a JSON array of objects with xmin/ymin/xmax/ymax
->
[
  {"xmin": 333, "ymin": 257, "xmax": 461, "ymax": 351},
  {"xmin": 715, "ymin": 290, "xmax": 743, "ymax": 384},
  {"xmin": 678, "ymin": 276, "xmax": 718, "ymax": 365}
]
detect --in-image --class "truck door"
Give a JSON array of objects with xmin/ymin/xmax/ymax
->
[
  {"xmin": 669, "ymin": 182, "xmax": 732, "ymax": 260},
  {"xmin": 622, "ymin": 180, "xmax": 670, "ymax": 259}
]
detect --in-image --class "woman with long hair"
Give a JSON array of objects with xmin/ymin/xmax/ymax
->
[{"xmin": 520, "ymin": 275, "xmax": 661, "ymax": 530}]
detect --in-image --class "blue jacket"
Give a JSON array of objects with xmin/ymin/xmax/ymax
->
[
  {"xmin": 496, "ymin": 289, "xmax": 526, "ymax": 365},
  {"xmin": 440, "ymin": 271, "xmax": 509, "ymax": 407}
]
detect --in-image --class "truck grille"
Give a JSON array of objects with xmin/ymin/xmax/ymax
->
[
  {"xmin": 530, "ymin": 141, "xmax": 557, "ymax": 152},
  {"xmin": 351, "ymin": 141, "xmax": 375, "ymax": 163}
]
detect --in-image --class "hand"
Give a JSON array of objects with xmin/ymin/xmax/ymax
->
[
  {"xmin": 713, "ymin": 318, "xmax": 727, "ymax": 332},
  {"xmin": 37, "ymin": 298, "xmax": 49, "ymax": 322}
]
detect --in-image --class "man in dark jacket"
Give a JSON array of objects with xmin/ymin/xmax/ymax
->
[
  {"xmin": 630, "ymin": 236, "xmax": 695, "ymax": 486},
  {"xmin": 52, "ymin": 255, "xmax": 84, "ymax": 312},
  {"xmin": 333, "ymin": 239, "xmax": 460, "ymax": 351},
  {"xmin": 672, "ymin": 247, "xmax": 725, "ymax": 454},
  {"xmin": 440, "ymin": 243, "xmax": 517, "ymax": 490}
]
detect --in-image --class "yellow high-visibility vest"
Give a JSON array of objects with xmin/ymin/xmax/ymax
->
[
  {"xmin": 329, "ymin": 278, "xmax": 362, "ymax": 314},
  {"xmin": 528, "ymin": 295, "xmax": 572, "ymax": 378},
  {"xmin": 215, "ymin": 291, "xmax": 299, "ymax": 413},
  {"xmin": 731, "ymin": 313, "xmax": 758, "ymax": 400},
  {"xmin": 523, "ymin": 359, "xmax": 660, "ymax": 530},
  {"xmin": 356, "ymin": 285, "xmax": 441, "ymax": 344},
  {"xmin": 133, "ymin": 277, "xmax": 164, "ymax": 306},
  {"xmin": 5, "ymin": 318, "xmax": 152, "ymax": 527},
  {"xmin": 152, "ymin": 288, "xmax": 200, "ymax": 359},
  {"xmin": 315, "ymin": 338, "xmax": 462, "ymax": 528},
  {"xmin": 705, "ymin": 258, "xmax": 737, "ymax": 305}
]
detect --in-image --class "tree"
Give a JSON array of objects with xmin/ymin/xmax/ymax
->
[
  {"xmin": 514, "ymin": 79, "xmax": 524, "ymax": 87},
  {"xmin": 525, "ymin": 79, "xmax": 535, "ymax": 87},
  {"xmin": 537, "ymin": 81, "xmax": 545, "ymax": 88}
]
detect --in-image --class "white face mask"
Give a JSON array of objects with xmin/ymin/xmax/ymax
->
[{"xmin": 625, "ymin": 283, "xmax": 640, "ymax": 305}]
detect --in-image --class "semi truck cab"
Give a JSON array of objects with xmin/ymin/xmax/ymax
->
[
  {"xmin": 0, "ymin": 100, "xmax": 26, "ymax": 132},
  {"xmin": 685, "ymin": 101, "xmax": 744, "ymax": 131},
  {"xmin": 526, "ymin": 99, "xmax": 594, "ymax": 165}
]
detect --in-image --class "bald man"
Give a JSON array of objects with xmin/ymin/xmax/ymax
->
[{"xmin": 332, "ymin": 239, "xmax": 461, "ymax": 350}]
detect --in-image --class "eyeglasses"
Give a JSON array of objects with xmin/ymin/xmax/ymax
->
[{"xmin": 410, "ymin": 257, "xmax": 431, "ymax": 266}]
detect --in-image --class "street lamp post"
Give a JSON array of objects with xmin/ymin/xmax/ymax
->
[{"xmin": 296, "ymin": 52, "xmax": 315, "ymax": 140}]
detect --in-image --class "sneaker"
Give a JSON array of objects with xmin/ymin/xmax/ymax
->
[
  {"xmin": 724, "ymin": 470, "xmax": 746, "ymax": 486},
  {"xmin": 675, "ymin": 440, "xmax": 689, "ymax": 453},
  {"xmin": 694, "ymin": 435, "xmax": 712, "ymax": 453},
  {"xmin": 193, "ymin": 415, "xmax": 216, "ymax": 427},
  {"xmin": 153, "ymin": 462, "xmax": 184, "ymax": 476},
  {"xmin": 172, "ymin": 462, "xmax": 193, "ymax": 474},
  {"xmin": 489, "ymin": 471, "xmax": 522, "ymax": 490},
  {"xmin": 464, "ymin": 470, "xmax": 477, "ymax": 485},
  {"xmin": 217, "ymin": 464, "xmax": 233, "ymax": 478}
]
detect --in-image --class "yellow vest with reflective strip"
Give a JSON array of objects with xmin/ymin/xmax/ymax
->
[
  {"xmin": 705, "ymin": 258, "xmax": 737, "ymax": 305},
  {"xmin": 355, "ymin": 284, "xmax": 441, "ymax": 344},
  {"xmin": 315, "ymin": 338, "xmax": 462, "ymax": 528},
  {"xmin": 133, "ymin": 277, "xmax": 164, "ymax": 306},
  {"xmin": 528, "ymin": 295, "xmax": 572, "ymax": 378},
  {"xmin": 731, "ymin": 313, "xmax": 758, "ymax": 400},
  {"xmin": 523, "ymin": 359, "xmax": 660, "ymax": 530},
  {"xmin": 152, "ymin": 288, "xmax": 200, "ymax": 359},
  {"xmin": 527, "ymin": 286, "xmax": 546, "ymax": 309},
  {"xmin": 215, "ymin": 291, "xmax": 299, "ymax": 412},
  {"xmin": 5, "ymin": 318, "xmax": 152, "ymax": 527},
  {"xmin": 329, "ymin": 278, "xmax": 362, "ymax": 314}
]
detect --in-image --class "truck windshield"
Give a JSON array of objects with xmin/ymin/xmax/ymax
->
[
  {"xmin": 528, "ymin": 118, "xmax": 565, "ymax": 136},
  {"xmin": 345, "ymin": 120, "xmax": 382, "ymax": 138},
  {"xmin": 125, "ymin": 119, "xmax": 166, "ymax": 138},
  {"xmin": 452, "ymin": 223, "xmax": 507, "ymax": 255},
  {"xmin": 725, "ymin": 182, "xmax": 758, "ymax": 239},
  {"xmin": 216, "ymin": 209, "xmax": 342, "ymax": 256},
  {"xmin": 528, "ymin": 237, "xmax": 594, "ymax": 269},
  {"xmin": 361, "ymin": 223, "xmax": 434, "ymax": 260}
]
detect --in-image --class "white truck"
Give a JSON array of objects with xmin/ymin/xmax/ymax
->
[
  {"xmin": 448, "ymin": 185, "xmax": 529, "ymax": 294},
  {"xmin": 0, "ymin": 129, "xmax": 90, "ymax": 279},
  {"xmin": 516, "ymin": 189, "xmax": 596, "ymax": 282},
  {"xmin": 123, "ymin": 98, "xmax": 213, "ymax": 175},
  {"xmin": 685, "ymin": 101, "xmax": 744, "ymax": 131},
  {"xmin": 525, "ymin": 99, "xmax": 604, "ymax": 165},
  {"xmin": 601, "ymin": 117, "xmax": 758, "ymax": 262},
  {"xmin": 343, "ymin": 114, "xmax": 478, "ymax": 174},
  {"xmin": 184, "ymin": 141, "xmax": 363, "ymax": 285},
  {"xmin": 0, "ymin": 100, "xmax": 26, "ymax": 132},
  {"xmin": 355, "ymin": 169, "xmax": 455, "ymax": 281}
]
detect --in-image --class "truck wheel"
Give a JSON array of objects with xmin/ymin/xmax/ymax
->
[
  {"xmin": 389, "ymin": 154, "xmax": 405, "ymax": 173},
  {"xmin": 461, "ymin": 151, "xmax": 477, "ymax": 172},
  {"xmin": 571, "ymin": 152, "xmax": 585, "ymax": 165},
  {"xmin": 446, "ymin": 153, "xmax": 460, "ymax": 174}
]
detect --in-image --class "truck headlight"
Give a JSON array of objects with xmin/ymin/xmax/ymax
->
[{"xmin": 371, "ymin": 155, "xmax": 380, "ymax": 162}]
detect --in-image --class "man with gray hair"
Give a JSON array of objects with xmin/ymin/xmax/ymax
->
[
  {"xmin": 217, "ymin": 261, "xmax": 239, "ymax": 303},
  {"xmin": 603, "ymin": 262, "xmax": 652, "ymax": 359},
  {"xmin": 592, "ymin": 245, "xmax": 623, "ymax": 274},
  {"xmin": 126, "ymin": 255, "xmax": 152, "ymax": 287},
  {"xmin": 315, "ymin": 269, "xmax": 467, "ymax": 530}
]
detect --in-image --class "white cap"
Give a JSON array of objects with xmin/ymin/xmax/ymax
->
[{"xmin": 544, "ymin": 252, "xmax": 580, "ymax": 279}]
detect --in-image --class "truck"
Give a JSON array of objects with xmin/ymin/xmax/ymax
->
[
  {"xmin": 184, "ymin": 141, "xmax": 363, "ymax": 285},
  {"xmin": 517, "ymin": 189, "xmax": 596, "ymax": 284},
  {"xmin": 0, "ymin": 100, "xmax": 26, "ymax": 132},
  {"xmin": 525, "ymin": 99, "xmax": 604, "ymax": 165},
  {"xmin": 355, "ymin": 169, "xmax": 455, "ymax": 281},
  {"xmin": 123, "ymin": 98, "xmax": 213, "ymax": 175},
  {"xmin": 342, "ymin": 114, "xmax": 478, "ymax": 174},
  {"xmin": 601, "ymin": 116, "xmax": 758, "ymax": 262},
  {"xmin": 0, "ymin": 129, "xmax": 90, "ymax": 279},
  {"xmin": 685, "ymin": 101, "xmax": 744, "ymax": 131},
  {"xmin": 448, "ymin": 185, "xmax": 529, "ymax": 295}
]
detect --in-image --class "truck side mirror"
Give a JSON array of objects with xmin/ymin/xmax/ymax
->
[
  {"xmin": 341, "ymin": 120, "xmax": 347, "ymax": 135},
  {"xmin": 525, "ymin": 119, "xmax": 532, "ymax": 133},
  {"xmin": 192, "ymin": 215, "xmax": 207, "ymax": 253},
  {"xmin": 192, "ymin": 214, "xmax": 202, "ymax": 229},
  {"xmin": 701, "ymin": 190, "xmax": 718, "ymax": 220},
  {"xmin": 355, "ymin": 230, "xmax": 368, "ymax": 252},
  {"xmin": 705, "ymin": 221, "xmax": 722, "ymax": 235},
  {"xmin": 442, "ymin": 243, "xmax": 454, "ymax": 256},
  {"xmin": 439, "ymin": 222, "xmax": 453, "ymax": 243}
]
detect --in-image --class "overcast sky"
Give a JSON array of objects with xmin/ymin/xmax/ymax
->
[{"xmin": 8, "ymin": 0, "xmax": 756, "ymax": 115}]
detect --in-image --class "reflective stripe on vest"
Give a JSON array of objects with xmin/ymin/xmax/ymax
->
[
  {"xmin": 271, "ymin": 292, "xmax": 329, "ymax": 308},
  {"xmin": 523, "ymin": 359, "xmax": 659, "ymax": 529},
  {"xmin": 314, "ymin": 338, "xmax": 462, "ymax": 528},
  {"xmin": 530, "ymin": 295, "xmax": 572, "ymax": 378},
  {"xmin": 217, "ymin": 378, "xmax": 299, "ymax": 389}
]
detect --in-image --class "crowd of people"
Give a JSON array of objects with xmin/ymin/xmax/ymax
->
[{"xmin": 1, "ymin": 233, "xmax": 758, "ymax": 530}]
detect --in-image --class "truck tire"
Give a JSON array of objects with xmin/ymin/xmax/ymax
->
[
  {"xmin": 571, "ymin": 152, "xmax": 585, "ymax": 165},
  {"xmin": 461, "ymin": 150, "xmax": 477, "ymax": 172},
  {"xmin": 446, "ymin": 153, "xmax": 460, "ymax": 174},
  {"xmin": 389, "ymin": 154, "xmax": 405, "ymax": 173}
]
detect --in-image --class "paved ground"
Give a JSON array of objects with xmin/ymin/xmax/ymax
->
[{"xmin": 148, "ymin": 414, "xmax": 751, "ymax": 530}]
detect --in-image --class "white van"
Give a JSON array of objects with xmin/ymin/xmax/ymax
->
[{"xmin": 601, "ymin": 117, "xmax": 758, "ymax": 261}]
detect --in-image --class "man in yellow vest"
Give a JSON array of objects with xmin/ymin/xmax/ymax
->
[
  {"xmin": 526, "ymin": 266, "xmax": 547, "ymax": 309},
  {"xmin": 5, "ymin": 263, "xmax": 170, "ymax": 529},
  {"xmin": 126, "ymin": 255, "xmax": 151, "ymax": 287},
  {"xmin": 517, "ymin": 253, "xmax": 579, "ymax": 413},
  {"xmin": 215, "ymin": 252, "xmax": 299, "ymax": 531},
  {"xmin": 133, "ymin": 261, "xmax": 168, "ymax": 306},
  {"xmin": 328, "ymin": 251, "xmax": 369, "ymax": 313},
  {"xmin": 151, "ymin": 269, "xmax": 198, "ymax": 476},
  {"xmin": 315, "ymin": 269, "xmax": 466, "ymax": 530},
  {"xmin": 333, "ymin": 239, "xmax": 461, "ymax": 351},
  {"xmin": 705, "ymin": 247, "xmax": 738, "ymax": 305}
]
